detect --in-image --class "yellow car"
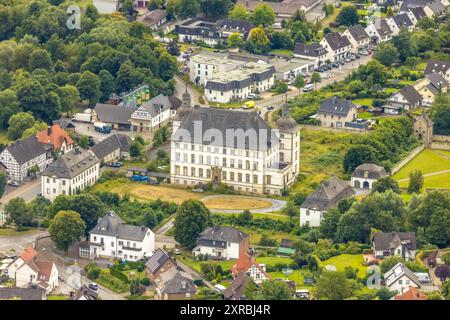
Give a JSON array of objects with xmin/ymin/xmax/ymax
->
[{"xmin": 243, "ymin": 101, "xmax": 255, "ymax": 109}]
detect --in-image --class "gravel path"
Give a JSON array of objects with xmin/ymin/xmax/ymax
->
[{"xmin": 200, "ymin": 195, "xmax": 287, "ymax": 214}]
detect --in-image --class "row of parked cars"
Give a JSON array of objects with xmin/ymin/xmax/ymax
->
[{"xmin": 314, "ymin": 52, "xmax": 365, "ymax": 73}]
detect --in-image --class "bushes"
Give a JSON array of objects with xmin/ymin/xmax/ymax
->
[
  {"xmin": 110, "ymin": 267, "xmax": 129, "ymax": 283},
  {"xmin": 85, "ymin": 263, "xmax": 101, "ymax": 280},
  {"xmin": 259, "ymin": 234, "xmax": 278, "ymax": 247},
  {"xmin": 141, "ymin": 277, "xmax": 150, "ymax": 286},
  {"xmin": 211, "ymin": 214, "xmax": 295, "ymax": 234}
]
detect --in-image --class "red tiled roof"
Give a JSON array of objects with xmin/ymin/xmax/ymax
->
[
  {"xmin": 19, "ymin": 245, "xmax": 37, "ymax": 263},
  {"xmin": 36, "ymin": 124, "xmax": 74, "ymax": 150},
  {"xmin": 232, "ymin": 252, "xmax": 270, "ymax": 280},
  {"xmin": 35, "ymin": 260, "xmax": 54, "ymax": 282},
  {"xmin": 395, "ymin": 286, "xmax": 427, "ymax": 300}
]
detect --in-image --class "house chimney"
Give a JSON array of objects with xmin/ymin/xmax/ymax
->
[{"xmin": 47, "ymin": 126, "xmax": 51, "ymax": 136}]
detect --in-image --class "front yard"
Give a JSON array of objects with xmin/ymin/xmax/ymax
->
[{"xmin": 319, "ymin": 254, "xmax": 368, "ymax": 279}]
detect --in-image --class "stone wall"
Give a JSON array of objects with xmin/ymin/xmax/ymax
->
[{"xmin": 391, "ymin": 144, "xmax": 425, "ymax": 175}]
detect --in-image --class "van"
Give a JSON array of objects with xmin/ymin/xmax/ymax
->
[
  {"xmin": 214, "ymin": 284, "xmax": 226, "ymax": 293},
  {"xmin": 302, "ymin": 84, "xmax": 314, "ymax": 92}
]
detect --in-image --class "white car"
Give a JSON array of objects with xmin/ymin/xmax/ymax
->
[
  {"xmin": 214, "ymin": 284, "xmax": 226, "ymax": 293},
  {"xmin": 359, "ymin": 50, "xmax": 369, "ymax": 55}
]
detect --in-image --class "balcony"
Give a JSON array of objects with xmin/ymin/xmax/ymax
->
[{"xmin": 121, "ymin": 246, "xmax": 142, "ymax": 252}]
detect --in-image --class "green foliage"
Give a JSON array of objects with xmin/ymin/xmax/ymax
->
[
  {"xmin": 85, "ymin": 263, "xmax": 101, "ymax": 280},
  {"xmin": 314, "ymin": 271, "xmax": 353, "ymax": 300},
  {"xmin": 228, "ymin": 3, "xmax": 250, "ymax": 21},
  {"xmin": 48, "ymin": 210, "xmax": 85, "ymax": 252},
  {"xmin": 407, "ymin": 170, "xmax": 423, "ymax": 194},
  {"xmin": 245, "ymin": 27, "xmax": 270, "ymax": 54},
  {"xmin": 259, "ymin": 234, "xmax": 278, "ymax": 247},
  {"xmin": 372, "ymin": 176, "xmax": 401, "ymax": 194},
  {"xmin": 5, "ymin": 197, "xmax": 33, "ymax": 227},
  {"xmin": 174, "ymin": 200, "xmax": 212, "ymax": 248},
  {"xmin": 336, "ymin": 6, "xmax": 359, "ymax": 26},
  {"xmin": 374, "ymin": 42, "xmax": 400, "ymax": 67},
  {"xmin": 274, "ymin": 81, "xmax": 288, "ymax": 94},
  {"xmin": 250, "ymin": 3, "xmax": 275, "ymax": 27},
  {"xmin": 245, "ymin": 279, "xmax": 294, "ymax": 300},
  {"xmin": 431, "ymin": 94, "xmax": 450, "ymax": 135}
]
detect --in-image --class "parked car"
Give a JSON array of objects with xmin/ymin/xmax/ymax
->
[
  {"xmin": 247, "ymin": 93, "xmax": 258, "ymax": 100},
  {"xmin": 359, "ymin": 50, "xmax": 369, "ymax": 55},
  {"xmin": 354, "ymin": 53, "xmax": 361, "ymax": 59},
  {"xmin": 338, "ymin": 60, "xmax": 345, "ymax": 65},
  {"xmin": 344, "ymin": 58, "xmax": 351, "ymax": 63},
  {"xmin": 331, "ymin": 62, "xmax": 339, "ymax": 68},
  {"xmin": 349, "ymin": 55, "xmax": 356, "ymax": 60},
  {"xmin": 322, "ymin": 72, "xmax": 331, "ymax": 79},
  {"xmin": 110, "ymin": 162, "xmax": 123, "ymax": 168},
  {"xmin": 214, "ymin": 284, "xmax": 226, "ymax": 293},
  {"xmin": 174, "ymin": 249, "xmax": 181, "ymax": 255},
  {"xmin": 267, "ymin": 105, "xmax": 274, "ymax": 110},
  {"xmin": 8, "ymin": 180, "xmax": 20, "ymax": 187},
  {"xmin": 148, "ymin": 179, "xmax": 159, "ymax": 185},
  {"xmin": 314, "ymin": 67, "xmax": 325, "ymax": 72},
  {"xmin": 302, "ymin": 84, "xmax": 315, "ymax": 92},
  {"xmin": 88, "ymin": 283, "xmax": 99, "ymax": 291}
]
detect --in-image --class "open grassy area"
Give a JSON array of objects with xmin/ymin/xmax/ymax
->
[
  {"xmin": 393, "ymin": 149, "xmax": 450, "ymax": 180},
  {"xmin": 96, "ymin": 270, "xmax": 129, "ymax": 294},
  {"xmin": 203, "ymin": 196, "xmax": 273, "ymax": 210},
  {"xmin": 232, "ymin": 225, "xmax": 298, "ymax": 245},
  {"xmin": 270, "ymin": 49, "xmax": 293, "ymax": 56},
  {"xmin": 47, "ymin": 295, "xmax": 68, "ymax": 300},
  {"xmin": 353, "ymin": 98, "xmax": 373, "ymax": 106},
  {"xmin": 319, "ymin": 254, "xmax": 367, "ymax": 278},
  {"xmin": 268, "ymin": 269, "xmax": 315, "ymax": 289},
  {"xmin": 399, "ymin": 171, "xmax": 450, "ymax": 189},
  {"xmin": 0, "ymin": 228, "xmax": 41, "ymax": 237},
  {"xmin": 212, "ymin": 212, "xmax": 293, "ymax": 222}
]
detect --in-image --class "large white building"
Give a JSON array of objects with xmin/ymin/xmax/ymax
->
[
  {"xmin": 82, "ymin": 211, "xmax": 155, "ymax": 261},
  {"xmin": 170, "ymin": 103, "xmax": 300, "ymax": 195},
  {"xmin": 41, "ymin": 147, "xmax": 100, "ymax": 201},
  {"xmin": 342, "ymin": 25, "xmax": 370, "ymax": 54},
  {"xmin": 320, "ymin": 32, "xmax": 352, "ymax": 62}
]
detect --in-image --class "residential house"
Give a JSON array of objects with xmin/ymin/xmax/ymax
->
[
  {"xmin": 317, "ymin": 97, "xmax": 358, "ymax": 129},
  {"xmin": 171, "ymin": 104, "xmax": 300, "ymax": 195},
  {"xmin": 394, "ymin": 286, "xmax": 427, "ymax": 300},
  {"xmin": 0, "ymin": 135, "xmax": 53, "ymax": 182},
  {"xmin": 231, "ymin": 251, "xmax": 270, "ymax": 284},
  {"xmin": 154, "ymin": 268, "xmax": 196, "ymax": 300},
  {"xmin": 423, "ymin": 0, "xmax": 447, "ymax": 17},
  {"xmin": 129, "ymin": 94, "xmax": 181, "ymax": 132},
  {"xmin": 413, "ymin": 111, "xmax": 434, "ymax": 146},
  {"xmin": 224, "ymin": 271, "xmax": 250, "ymax": 300},
  {"xmin": 145, "ymin": 248, "xmax": 177, "ymax": 281},
  {"xmin": 5, "ymin": 246, "xmax": 58, "ymax": 294},
  {"xmin": 320, "ymin": 32, "xmax": 352, "ymax": 62},
  {"xmin": 69, "ymin": 285, "xmax": 99, "ymax": 300},
  {"xmin": 415, "ymin": 72, "xmax": 449, "ymax": 104},
  {"xmin": 372, "ymin": 231, "xmax": 417, "ymax": 260},
  {"xmin": 407, "ymin": 6, "xmax": 428, "ymax": 25},
  {"xmin": 365, "ymin": 19, "xmax": 393, "ymax": 43},
  {"xmin": 424, "ymin": 60, "xmax": 450, "ymax": 82},
  {"xmin": 0, "ymin": 287, "xmax": 46, "ymax": 300},
  {"xmin": 41, "ymin": 147, "xmax": 100, "ymax": 201},
  {"xmin": 36, "ymin": 124, "xmax": 74, "ymax": 155},
  {"xmin": 351, "ymin": 163, "xmax": 388, "ymax": 189},
  {"xmin": 300, "ymin": 176, "xmax": 355, "ymax": 227},
  {"xmin": 342, "ymin": 25, "xmax": 370, "ymax": 54},
  {"xmin": 386, "ymin": 85, "xmax": 423, "ymax": 111},
  {"xmin": 52, "ymin": 119, "xmax": 76, "ymax": 133},
  {"xmin": 217, "ymin": 19, "xmax": 255, "ymax": 43},
  {"xmin": 84, "ymin": 211, "xmax": 155, "ymax": 261},
  {"xmin": 93, "ymin": 103, "xmax": 134, "ymax": 130},
  {"xmin": 90, "ymin": 133, "xmax": 132, "ymax": 165},
  {"xmin": 293, "ymin": 42, "xmax": 328, "ymax": 68},
  {"xmin": 192, "ymin": 226, "xmax": 249, "ymax": 260},
  {"xmin": 387, "ymin": 13, "xmax": 414, "ymax": 35},
  {"xmin": 384, "ymin": 262, "xmax": 422, "ymax": 293},
  {"xmin": 141, "ymin": 9, "xmax": 167, "ymax": 29}
]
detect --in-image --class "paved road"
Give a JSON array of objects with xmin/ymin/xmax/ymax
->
[
  {"xmin": 154, "ymin": 215, "xmax": 176, "ymax": 236},
  {"xmin": 174, "ymin": 74, "xmax": 203, "ymax": 105},
  {"xmin": 0, "ymin": 178, "xmax": 41, "ymax": 210},
  {"xmin": 0, "ymin": 231, "xmax": 47, "ymax": 257}
]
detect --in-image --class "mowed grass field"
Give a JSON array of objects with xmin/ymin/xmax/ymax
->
[
  {"xmin": 202, "ymin": 196, "xmax": 273, "ymax": 210},
  {"xmin": 319, "ymin": 254, "xmax": 367, "ymax": 278},
  {"xmin": 393, "ymin": 149, "xmax": 450, "ymax": 189}
]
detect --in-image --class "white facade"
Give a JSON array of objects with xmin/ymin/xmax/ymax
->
[
  {"xmin": 299, "ymin": 208, "xmax": 323, "ymax": 227},
  {"xmin": 374, "ymin": 244, "xmax": 416, "ymax": 261},
  {"xmin": 130, "ymin": 105, "xmax": 172, "ymax": 132},
  {"xmin": 194, "ymin": 242, "xmax": 240, "ymax": 260},
  {"xmin": 41, "ymin": 162, "xmax": 100, "ymax": 201},
  {"xmin": 365, "ymin": 23, "xmax": 392, "ymax": 43},
  {"xmin": 351, "ymin": 176, "xmax": 377, "ymax": 189},
  {"xmin": 385, "ymin": 263, "xmax": 421, "ymax": 293},
  {"xmin": 342, "ymin": 29, "xmax": 370, "ymax": 54},
  {"xmin": 319, "ymin": 39, "xmax": 352, "ymax": 62},
  {"xmin": 89, "ymin": 229, "xmax": 155, "ymax": 261},
  {"xmin": 0, "ymin": 149, "xmax": 51, "ymax": 182},
  {"xmin": 386, "ymin": 18, "xmax": 401, "ymax": 36},
  {"xmin": 247, "ymin": 264, "xmax": 269, "ymax": 284}
]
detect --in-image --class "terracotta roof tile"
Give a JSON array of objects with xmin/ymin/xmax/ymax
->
[{"xmin": 36, "ymin": 124, "xmax": 74, "ymax": 150}]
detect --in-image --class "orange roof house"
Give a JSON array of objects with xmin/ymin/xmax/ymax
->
[
  {"xmin": 232, "ymin": 252, "xmax": 270, "ymax": 284},
  {"xmin": 19, "ymin": 245, "xmax": 38, "ymax": 263},
  {"xmin": 394, "ymin": 286, "xmax": 427, "ymax": 300},
  {"xmin": 36, "ymin": 124, "xmax": 74, "ymax": 153}
]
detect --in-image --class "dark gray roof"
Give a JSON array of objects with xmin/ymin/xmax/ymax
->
[
  {"xmin": 94, "ymin": 104, "xmax": 134, "ymax": 125},
  {"xmin": 346, "ymin": 25, "xmax": 370, "ymax": 41},
  {"xmin": 377, "ymin": 19, "xmax": 393, "ymax": 36},
  {"xmin": 398, "ymin": 85, "xmax": 423, "ymax": 105},
  {"xmin": 373, "ymin": 232, "xmax": 417, "ymax": 251},
  {"xmin": 352, "ymin": 163, "xmax": 387, "ymax": 179},
  {"xmin": 140, "ymin": 94, "xmax": 181, "ymax": 116},
  {"xmin": 53, "ymin": 118, "xmax": 75, "ymax": 130},
  {"xmin": 90, "ymin": 211, "xmax": 151, "ymax": 241},
  {"xmin": 224, "ymin": 271, "xmax": 249, "ymax": 300},
  {"xmin": 4, "ymin": 135, "xmax": 47, "ymax": 165},
  {"xmin": 42, "ymin": 147, "xmax": 99, "ymax": 179},
  {"xmin": 142, "ymin": 9, "xmax": 167, "ymax": 27},
  {"xmin": 145, "ymin": 249, "xmax": 173, "ymax": 274},
  {"xmin": 410, "ymin": 6, "xmax": 427, "ymax": 20},
  {"xmin": 400, "ymin": 0, "xmax": 430, "ymax": 12},
  {"xmin": 301, "ymin": 176, "xmax": 355, "ymax": 210},
  {"xmin": 324, "ymin": 32, "xmax": 351, "ymax": 51},
  {"xmin": 173, "ymin": 107, "xmax": 277, "ymax": 151},
  {"xmin": 384, "ymin": 263, "xmax": 421, "ymax": 287},
  {"xmin": 90, "ymin": 133, "xmax": 132, "ymax": 160},
  {"xmin": 318, "ymin": 97, "xmax": 355, "ymax": 117},
  {"xmin": 294, "ymin": 42, "xmax": 327, "ymax": 57},
  {"xmin": 175, "ymin": 18, "xmax": 220, "ymax": 39},
  {"xmin": 69, "ymin": 285, "xmax": 98, "ymax": 300},
  {"xmin": 161, "ymin": 272, "xmax": 196, "ymax": 295},
  {"xmin": 427, "ymin": 72, "xmax": 449, "ymax": 92},
  {"xmin": 426, "ymin": 0, "xmax": 446, "ymax": 14},
  {"xmin": 217, "ymin": 19, "xmax": 254, "ymax": 36},
  {"xmin": 199, "ymin": 226, "xmax": 248, "ymax": 243},
  {"xmin": 393, "ymin": 13, "xmax": 413, "ymax": 28},
  {"xmin": 0, "ymin": 287, "xmax": 45, "ymax": 300},
  {"xmin": 205, "ymin": 66, "xmax": 275, "ymax": 92},
  {"xmin": 424, "ymin": 60, "xmax": 450, "ymax": 75}
]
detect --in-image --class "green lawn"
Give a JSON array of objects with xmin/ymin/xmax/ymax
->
[
  {"xmin": 319, "ymin": 254, "xmax": 367, "ymax": 278},
  {"xmin": 96, "ymin": 270, "xmax": 129, "ymax": 294},
  {"xmin": 393, "ymin": 149, "xmax": 450, "ymax": 180},
  {"xmin": 353, "ymin": 98, "xmax": 373, "ymax": 107},
  {"xmin": 399, "ymin": 171, "xmax": 450, "ymax": 189},
  {"xmin": 270, "ymin": 49, "xmax": 293, "ymax": 56},
  {"xmin": 212, "ymin": 212, "xmax": 293, "ymax": 222},
  {"xmin": 268, "ymin": 269, "xmax": 315, "ymax": 289},
  {"xmin": 47, "ymin": 295, "xmax": 68, "ymax": 300},
  {"xmin": 0, "ymin": 228, "xmax": 41, "ymax": 237},
  {"xmin": 357, "ymin": 112, "xmax": 373, "ymax": 119}
]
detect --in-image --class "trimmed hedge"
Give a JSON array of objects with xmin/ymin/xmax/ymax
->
[{"xmin": 110, "ymin": 267, "xmax": 129, "ymax": 283}]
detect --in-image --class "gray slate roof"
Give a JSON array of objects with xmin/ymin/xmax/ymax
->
[
  {"xmin": 346, "ymin": 25, "xmax": 370, "ymax": 41},
  {"xmin": 42, "ymin": 147, "xmax": 99, "ymax": 179},
  {"xmin": 94, "ymin": 104, "xmax": 135, "ymax": 125},
  {"xmin": 199, "ymin": 226, "xmax": 248, "ymax": 243},
  {"xmin": 318, "ymin": 97, "xmax": 356, "ymax": 117},
  {"xmin": 173, "ymin": 106, "xmax": 278, "ymax": 151},
  {"xmin": 399, "ymin": 85, "xmax": 423, "ymax": 105},
  {"xmin": 145, "ymin": 249, "xmax": 173, "ymax": 274},
  {"xmin": 52, "ymin": 118, "xmax": 75, "ymax": 130},
  {"xmin": 384, "ymin": 262, "xmax": 421, "ymax": 288},
  {"xmin": 393, "ymin": 13, "xmax": 413, "ymax": 28},
  {"xmin": 426, "ymin": 72, "xmax": 449, "ymax": 93},
  {"xmin": 161, "ymin": 272, "xmax": 196, "ymax": 295},
  {"xmin": 205, "ymin": 66, "xmax": 275, "ymax": 91},
  {"xmin": 5, "ymin": 135, "xmax": 47, "ymax": 165},
  {"xmin": 352, "ymin": 163, "xmax": 387, "ymax": 179},
  {"xmin": 301, "ymin": 176, "xmax": 355, "ymax": 210},
  {"xmin": 0, "ymin": 287, "xmax": 45, "ymax": 300},
  {"xmin": 217, "ymin": 19, "xmax": 254, "ymax": 36},
  {"xmin": 90, "ymin": 133, "xmax": 132, "ymax": 161},
  {"xmin": 377, "ymin": 19, "xmax": 393, "ymax": 37},
  {"xmin": 224, "ymin": 271, "xmax": 249, "ymax": 300},
  {"xmin": 91, "ymin": 211, "xmax": 150, "ymax": 241},
  {"xmin": 140, "ymin": 94, "xmax": 181, "ymax": 116},
  {"xmin": 426, "ymin": 0, "xmax": 446, "ymax": 14},
  {"xmin": 424, "ymin": 60, "xmax": 450, "ymax": 75},
  {"xmin": 294, "ymin": 42, "xmax": 327, "ymax": 57},
  {"xmin": 373, "ymin": 232, "xmax": 417, "ymax": 251},
  {"xmin": 410, "ymin": 6, "xmax": 427, "ymax": 20},
  {"xmin": 324, "ymin": 32, "xmax": 351, "ymax": 51}
]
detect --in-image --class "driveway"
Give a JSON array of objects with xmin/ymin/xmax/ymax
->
[{"xmin": 0, "ymin": 178, "xmax": 41, "ymax": 208}]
